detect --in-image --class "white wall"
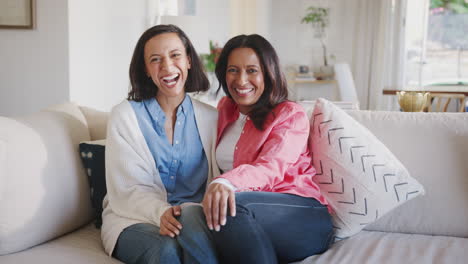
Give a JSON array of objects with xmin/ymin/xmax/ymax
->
[
  {"xmin": 68, "ymin": 0, "xmax": 147, "ymax": 112},
  {"xmin": 270, "ymin": 0, "xmax": 355, "ymax": 71},
  {"xmin": 161, "ymin": 0, "xmax": 230, "ymax": 53},
  {"xmin": 0, "ymin": 0, "xmax": 69, "ymax": 116},
  {"xmin": 229, "ymin": 0, "xmax": 272, "ymax": 41},
  {"xmin": 0, "ymin": 0, "xmax": 376, "ymax": 116}
]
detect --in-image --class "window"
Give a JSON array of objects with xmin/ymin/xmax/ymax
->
[{"xmin": 404, "ymin": 0, "xmax": 468, "ymax": 87}]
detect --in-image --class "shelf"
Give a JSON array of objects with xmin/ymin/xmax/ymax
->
[{"xmin": 294, "ymin": 79, "xmax": 336, "ymax": 84}]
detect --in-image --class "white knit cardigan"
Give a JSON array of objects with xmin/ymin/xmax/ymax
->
[{"xmin": 100, "ymin": 98, "xmax": 220, "ymax": 255}]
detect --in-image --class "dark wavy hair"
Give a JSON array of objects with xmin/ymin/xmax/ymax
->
[
  {"xmin": 128, "ymin": 24, "xmax": 209, "ymax": 101},
  {"xmin": 215, "ymin": 34, "xmax": 288, "ymax": 130}
]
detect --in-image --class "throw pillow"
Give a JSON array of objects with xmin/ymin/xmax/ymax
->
[
  {"xmin": 310, "ymin": 98, "xmax": 425, "ymax": 240},
  {"xmin": 79, "ymin": 139, "xmax": 106, "ymax": 228}
]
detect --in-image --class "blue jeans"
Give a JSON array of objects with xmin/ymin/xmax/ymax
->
[
  {"xmin": 113, "ymin": 205, "xmax": 218, "ymax": 264},
  {"xmin": 212, "ymin": 192, "xmax": 333, "ymax": 264}
]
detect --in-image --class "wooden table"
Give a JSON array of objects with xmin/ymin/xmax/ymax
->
[{"xmin": 383, "ymin": 85, "xmax": 468, "ymax": 96}]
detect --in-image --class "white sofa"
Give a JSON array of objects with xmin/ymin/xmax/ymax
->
[{"xmin": 1, "ymin": 102, "xmax": 467, "ymax": 263}]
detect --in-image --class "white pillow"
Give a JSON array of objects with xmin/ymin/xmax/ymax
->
[{"xmin": 310, "ymin": 98, "xmax": 425, "ymax": 240}]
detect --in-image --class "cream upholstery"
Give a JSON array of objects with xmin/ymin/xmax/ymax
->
[
  {"xmin": 0, "ymin": 224, "xmax": 120, "ymax": 263},
  {"xmin": 301, "ymin": 231, "xmax": 468, "ymax": 264},
  {"xmin": 0, "ymin": 108, "xmax": 94, "ymax": 255},
  {"xmin": 79, "ymin": 106, "xmax": 109, "ymax": 140},
  {"xmin": 1, "ymin": 102, "xmax": 467, "ymax": 263},
  {"xmin": 348, "ymin": 111, "xmax": 468, "ymax": 237}
]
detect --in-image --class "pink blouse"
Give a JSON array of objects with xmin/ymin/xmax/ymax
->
[{"xmin": 215, "ymin": 97, "xmax": 328, "ymax": 205}]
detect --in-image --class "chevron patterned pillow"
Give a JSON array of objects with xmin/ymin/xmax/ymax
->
[{"xmin": 310, "ymin": 98, "xmax": 425, "ymax": 241}]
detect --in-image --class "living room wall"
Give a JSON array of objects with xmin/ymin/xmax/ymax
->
[
  {"xmin": 0, "ymin": 0, "xmax": 383, "ymax": 116},
  {"xmin": 0, "ymin": 0, "xmax": 69, "ymax": 117},
  {"xmin": 0, "ymin": 0, "xmax": 148, "ymax": 116},
  {"xmin": 68, "ymin": 0, "xmax": 147, "ymax": 113},
  {"xmin": 0, "ymin": 0, "xmax": 230, "ymax": 116}
]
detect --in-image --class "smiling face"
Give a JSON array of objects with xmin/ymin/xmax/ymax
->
[
  {"xmin": 226, "ymin": 48, "xmax": 265, "ymax": 114},
  {"xmin": 144, "ymin": 33, "xmax": 191, "ymax": 102}
]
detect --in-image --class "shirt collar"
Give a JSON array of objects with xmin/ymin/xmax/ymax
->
[
  {"xmin": 144, "ymin": 97, "xmax": 165, "ymax": 123},
  {"xmin": 220, "ymin": 97, "xmax": 240, "ymax": 124},
  {"xmin": 145, "ymin": 94, "xmax": 192, "ymax": 121},
  {"xmin": 178, "ymin": 94, "xmax": 191, "ymax": 116}
]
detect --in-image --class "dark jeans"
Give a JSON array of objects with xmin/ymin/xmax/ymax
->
[
  {"xmin": 212, "ymin": 192, "xmax": 333, "ymax": 264},
  {"xmin": 113, "ymin": 205, "xmax": 218, "ymax": 264}
]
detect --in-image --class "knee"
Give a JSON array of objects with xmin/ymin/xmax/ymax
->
[
  {"xmin": 234, "ymin": 192, "xmax": 255, "ymax": 206},
  {"xmin": 220, "ymin": 203, "xmax": 255, "ymax": 231},
  {"xmin": 178, "ymin": 205, "xmax": 205, "ymax": 227},
  {"xmin": 155, "ymin": 237, "xmax": 181, "ymax": 263}
]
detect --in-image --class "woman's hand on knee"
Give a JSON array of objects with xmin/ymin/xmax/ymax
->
[
  {"xmin": 202, "ymin": 183, "xmax": 236, "ymax": 231},
  {"xmin": 159, "ymin": 205, "xmax": 182, "ymax": 237}
]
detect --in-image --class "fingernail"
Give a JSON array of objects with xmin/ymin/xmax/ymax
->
[
  {"xmin": 221, "ymin": 218, "xmax": 226, "ymax": 226},
  {"xmin": 215, "ymin": 225, "xmax": 220, "ymax": 232},
  {"xmin": 175, "ymin": 231, "xmax": 180, "ymax": 235},
  {"xmin": 208, "ymin": 225, "xmax": 213, "ymax": 230}
]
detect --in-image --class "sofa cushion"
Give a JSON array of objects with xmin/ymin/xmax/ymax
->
[
  {"xmin": 0, "ymin": 111, "xmax": 94, "ymax": 255},
  {"xmin": 310, "ymin": 99, "xmax": 425, "ymax": 240},
  {"xmin": 299, "ymin": 230, "xmax": 468, "ymax": 264},
  {"xmin": 348, "ymin": 110, "xmax": 468, "ymax": 237},
  {"xmin": 0, "ymin": 140, "xmax": 5, "ymax": 200},
  {"xmin": 79, "ymin": 140, "xmax": 107, "ymax": 228},
  {"xmin": 0, "ymin": 224, "xmax": 121, "ymax": 263}
]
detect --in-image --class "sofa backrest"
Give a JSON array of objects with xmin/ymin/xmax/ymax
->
[
  {"xmin": 82, "ymin": 102, "xmax": 468, "ymax": 238},
  {"xmin": 0, "ymin": 103, "xmax": 94, "ymax": 255},
  {"xmin": 347, "ymin": 110, "xmax": 468, "ymax": 238},
  {"xmin": 79, "ymin": 106, "xmax": 109, "ymax": 141}
]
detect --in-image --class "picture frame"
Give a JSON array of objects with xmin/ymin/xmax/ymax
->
[{"xmin": 0, "ymin": 0, "xmax": 35, "ymax": 29}]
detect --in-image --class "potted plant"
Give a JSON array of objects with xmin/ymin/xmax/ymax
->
[
  {"xmin": 199, "ymin": 41, "xmax": 224, "ymax": 98},
  {"xmin": 301, "ymin": 6, "xmax": 333, "ymax": 79},
  {"xmin": 200, "ymin": 40, "xmax": 222, "ymax": 72}
]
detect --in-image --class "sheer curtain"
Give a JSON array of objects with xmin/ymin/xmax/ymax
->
[{"xmin": 349, "ymin": 0, "xmax": 406, "ymax": 110}]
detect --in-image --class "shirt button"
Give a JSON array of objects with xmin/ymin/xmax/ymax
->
[
  {"xmin": 173, "ymin": 160, "xmax": 177, "ymax": 163},
  {"xmin": 170, "ymin": 176, "xmax": 175, "ymax": 180},
  {"xmin": 168, "ymin": 192, "xmax": 172, "ymax": 196},
  {"xmin": 235, "ymin": 146, "xmax": 238, "ymax": 150},
  {"xmin": 247, "ymin": 117, "xmax": 250, "ymax": 120},
  {"xmin": 177, "ymin": 121, "xmax": 181, "ymax": 125},
  {"xmin": 175, "ymin": 140, "xmax": 179, "ymax": 144}
]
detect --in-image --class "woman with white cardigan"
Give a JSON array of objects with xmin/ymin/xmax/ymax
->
[{"xmin": 101, "ymin": 24, "xmax": 219, "ymax": 264}]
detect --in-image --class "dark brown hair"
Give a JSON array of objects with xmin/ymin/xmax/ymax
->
[
  {"xmin": 128, "ymin": 24, "xmax": 209, "ymax": 101},
  {"xmin": 215, "ymin": 34, "xmax": 288, "ymax": 130}
]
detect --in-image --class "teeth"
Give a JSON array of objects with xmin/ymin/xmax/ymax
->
[
  {"xmin": 236, "ymin": 88, "xmax": 253, "ymax": 94},
  {"xmin": 166, "ymin": 81, "xmax": 176, "ymax": 86},
  {"xmin": 162, "ymin": 74, "xmax": 179, "ymax": 81}
]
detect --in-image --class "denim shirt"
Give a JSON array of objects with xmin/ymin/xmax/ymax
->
[{"xmin": 130, "ymin": 95, "xmax": 208, "ymax": 205}]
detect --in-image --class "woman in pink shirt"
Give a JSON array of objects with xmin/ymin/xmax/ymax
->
[{"xmin": 202, "ymin": 34, "xmax": 334, "ymax": 264}]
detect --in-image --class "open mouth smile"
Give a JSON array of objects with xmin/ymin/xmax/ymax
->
[
  {"xmin": 235, "ymin": 88, "xmax": 254, "ymax": 95},
  {"xmin": 161, "ymin": 73, "xmax": 180, "ymax": 86}
]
